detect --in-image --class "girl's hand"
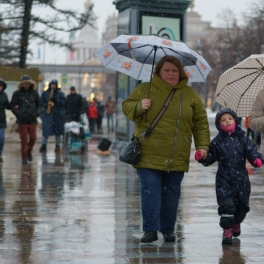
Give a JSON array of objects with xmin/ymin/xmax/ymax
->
[
  {"xmin": 197, "ymin": 149, "xmax": 208, "ymax": 160},
  {"xmin": 254, "ymin": 158, "xmax": 263, "ymax": 167},
  {"xmin": 141, "ymin": 99, "xmax": 151, "ymax": 110},
  {"xmin": 194, "ymin": 151, "xmax": 201, "ymax": 161}
]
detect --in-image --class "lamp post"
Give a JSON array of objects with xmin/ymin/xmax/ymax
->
[{"xmin": 78, "ymin": 54, "xmax": 95, "ymax": 94}]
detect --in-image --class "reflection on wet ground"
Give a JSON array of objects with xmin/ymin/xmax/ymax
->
[{"xmin": 0, "ymin": 141, "xmax": 263, "ymax": 263}]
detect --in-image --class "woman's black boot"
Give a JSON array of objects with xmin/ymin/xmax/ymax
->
[
  {"xmin": 140, "ymin": 231, "xmax": 158, "ymax": 243},
  {"xmin": 162, "ymin": 232, "xmax": 176, "ymax": 242}
]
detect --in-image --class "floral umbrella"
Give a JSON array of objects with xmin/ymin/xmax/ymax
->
[{"xmin": 94, "ymin": 34, "xmax": 211, "ymax": 85}]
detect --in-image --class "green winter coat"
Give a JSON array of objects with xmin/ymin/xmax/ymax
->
[{"xmin": 122, "ymin": 74, "xmax": 210, "ymax": 172}]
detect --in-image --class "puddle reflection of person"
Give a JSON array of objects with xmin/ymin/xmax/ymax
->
[
  {"xmin": 39, "ymin": 154, "xmax": 65, "ymax": 201},
  {"xmin": 0, "ymin": 165, "xmax": 5, "ymax": 239},
  {"xmin": 219, "ymin": 239, "xmax": 246, "ymax": 264},
  {"xmin": 12, "ymin": 165, "xmax": 37, "ymax": 262},
  {"xmin": 139, "ymin": 242, "xmax": 178, "ymax": 263},
  {"xmin": 41, "ymin": 151, "xmax": 63, "ymax": 166}
]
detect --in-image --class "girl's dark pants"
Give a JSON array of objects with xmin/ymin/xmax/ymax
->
[{"xmin": 218, "ymin": 196, "xmax": 250, "ymax": 228}]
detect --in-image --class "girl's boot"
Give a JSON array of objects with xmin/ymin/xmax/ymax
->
[
  {"xmin": 233, "ymin": 223, "xmax": 241, "ymax": 237},
  {"xmin": 222, "ymin": 228, "xmax": 233, "ymax": 244}
]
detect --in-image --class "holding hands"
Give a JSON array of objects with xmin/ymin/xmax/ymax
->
[
  {"xmin": 194, "ymin": 149, "xmax": 208, "ymax": 161},
  {"xmin": 141, "ymin": 99, "xmax": 151, "ymax": 111},
  {"xmin": 195, "ymin": 151, "xmax": 201, "ymax": 161}
]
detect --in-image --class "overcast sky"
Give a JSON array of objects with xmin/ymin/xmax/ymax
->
[{"xmin": 28, "ymin": 0, "xmax": 257, "ymax": 64}]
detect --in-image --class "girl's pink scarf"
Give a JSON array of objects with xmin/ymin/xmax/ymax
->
[{"xmin": 220, "ymin": 122, "xmax": 236, "ymax": 134}]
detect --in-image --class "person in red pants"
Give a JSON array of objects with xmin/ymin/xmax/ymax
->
[
  {"xmin": 10, "ymin": 75, "xmax": 41, "ymax": 164},
  {"xmin": 87, "ymin": 99, "xmax": 98, "ymax": 133}
]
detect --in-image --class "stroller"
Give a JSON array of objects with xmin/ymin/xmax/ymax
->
[{"xmin": 64, "ymin": 121, "xmax": 88, "ymax": 153}]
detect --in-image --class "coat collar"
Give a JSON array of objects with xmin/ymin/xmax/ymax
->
[
  {"xmin": 152, "ymin": 74, "xmax": 188, "ymax": 90},
  {"xmin": 217, "ymin": 126, "xmax": 246, "ymax": 141}
]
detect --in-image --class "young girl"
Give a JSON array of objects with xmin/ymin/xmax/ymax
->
[{"xmin": 195, "ymin": 108, "xmax": 263, "ymax": 245}]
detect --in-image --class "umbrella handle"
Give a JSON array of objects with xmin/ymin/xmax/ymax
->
[
  {"xmin": 147, "ymin": 45, "xmax": 157, "ymax": 99},
  {"xmin": 145, "ymin": 45, "xmax": 157, "ymax": 121}
]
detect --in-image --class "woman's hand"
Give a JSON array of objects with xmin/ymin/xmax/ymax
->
[
  {"xmin": 141, "ymin": 99, "xmax": 151, "ymax": 110},
  {"xmin": 196, "ymin": 149, "xmax": 208, "ymax": 160}
]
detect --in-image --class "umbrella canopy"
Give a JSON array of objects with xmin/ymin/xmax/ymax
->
[
  {"xmin": 94, "ymin": 34, "xmax": 211, "ymax": 83},
  {"xmin": 214, "ymin": 54, "xmax": 264, "ymax": 117}
]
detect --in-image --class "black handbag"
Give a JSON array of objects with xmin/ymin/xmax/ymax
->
[
  {"xmin": 119, "ymin": 136, "xmax": 141, "ymax": 165},
  {"xmin": 119, "ymin": 89, "xmax": 176, "ymax": 165}
]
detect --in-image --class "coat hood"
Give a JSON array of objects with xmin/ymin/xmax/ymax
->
[
  {"xmin": 215, "ymin": 108, "xmax": 239, "ymax": 131},
  {"xmin": 48, "ymin": 79, "xmax": 59, "ymax": 89},
  {"xmin": 18, "ymin": 80, "xmax": 36, "ymax": 90},
  {"xmin": 0, "ymin": 78, "xmax": 7, "ymax": 90}
]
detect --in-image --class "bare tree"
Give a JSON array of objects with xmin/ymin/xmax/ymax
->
[
  {"xmin": 193, "ymin": 0, "xmax": 264, "ymax": 102},
  {"xmin": 0, "ymin": 0, "xmax": 95, "ymax": 68}
]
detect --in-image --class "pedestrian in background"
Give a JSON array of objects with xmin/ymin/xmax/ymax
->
[
  {"xmin": 245, "ymin": 116, "xmax": 254, "ymax": 140},
  {"xmin": 39, "ymin": 79, "xmax": 66, "ymax": 152},
  {"xmin": 95, "ymin": 97, "xmax": 104, "ymax": 133},
  {"xmin": 104, "ymin": 95, "xmax": 116, "ymax": 134},
  {"xmin": 195, "ymin": 108, "xmax": 263, "ymax": 245},
  {"xmin": 122, "ymin": 55, "xmax": 210, "ymax": 243},
  {"xmin": 10, "ymin": 75, "xmax": 41, "ymax": 164},
  {"xmin": 65, "ymin": 86, "xmax": 83, "ymax": 122},
  {"xmin": 87, "ymin": 99, "xmax": 98, "ymax": 133},
  {"xmin": 249, "ymin": 89, "xmax": 264, "ymax": 155},
  {"xmin": 0, "ymin": 78, "xmax": 11, "ymax": 162}
]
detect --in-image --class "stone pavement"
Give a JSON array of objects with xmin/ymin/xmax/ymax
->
[{"xmin": 0, "ymin": 130, "xmax": 264, "ymax": 263}]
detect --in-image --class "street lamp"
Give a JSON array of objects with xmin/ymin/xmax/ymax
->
[{"xmin": 78, "ymin": 54, "xmax": 95, "ymax": 94}]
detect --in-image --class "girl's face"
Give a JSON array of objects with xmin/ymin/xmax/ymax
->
[
  {"xmin": 159, "ymin": 62, "xmax": 180, "ymax": 86},
  {"xmin": 219, "ymin": 113, "xmax": 235, "ymax": 127}
]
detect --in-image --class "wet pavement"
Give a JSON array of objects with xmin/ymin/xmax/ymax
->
[{"xmin": 0, "ymin": 134, "xmax": 264, "ymax": 263}]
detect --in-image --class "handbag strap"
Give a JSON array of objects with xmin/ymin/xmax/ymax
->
[{"xmin": 143, "ymin": 89, "xmax": 177, "ymax": 138}]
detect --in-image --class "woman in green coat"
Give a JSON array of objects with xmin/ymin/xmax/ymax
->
[{"xmin": 122, "ymin": 56, "xmax": 210, "ymax": 243}]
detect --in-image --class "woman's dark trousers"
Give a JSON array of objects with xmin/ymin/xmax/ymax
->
[{"xmin": 137, "ymin": 168, "xmax": 184, "ymax": 233}]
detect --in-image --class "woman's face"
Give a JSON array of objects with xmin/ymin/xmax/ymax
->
[{"xmin": 159, "ymin": 61, "xmax": 179, "ymax": 86}]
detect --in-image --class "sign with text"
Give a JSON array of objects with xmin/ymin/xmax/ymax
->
[{"xmin": 142, "ymin": 16, "xmax": 180, "ymax": 40}]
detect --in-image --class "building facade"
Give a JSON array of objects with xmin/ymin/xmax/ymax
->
[{"xmin": 39, "ymin": 0, "xmax": 218, "ymax": 103}]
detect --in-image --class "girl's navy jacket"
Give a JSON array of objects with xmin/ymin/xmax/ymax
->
[{"xmin": 199, "ymin": 108, "xmax": 263, "ymax": 209}]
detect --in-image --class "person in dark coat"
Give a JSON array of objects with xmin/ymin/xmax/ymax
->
[
  {"xmin": 94, "ymin": 98, "xmax": 104, "ymax": 133},
  {"xmin": 65, "ymin": 86, "xmax": 83, "ymax": 122},
  {"xmin": 10, "ymin": 75, "xmax": 41, "ymax": 164},
  {"xmin": 0, "ymin": 78, "xmax": 11, "ymax": 162},
  {"xmin": 104, "ymin": 96, "xmax": 116, "ymax": 133},
  {"xmin": 81, "ymin": 97, "xmax": 88, "ymax": 115},
  {"xmin": 195, "ymin": 108, "xmax": 263, "ymax": 245},
  {"xmin": 39, "ymin": 79, "xmax": 66, "ymax": 152}
]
